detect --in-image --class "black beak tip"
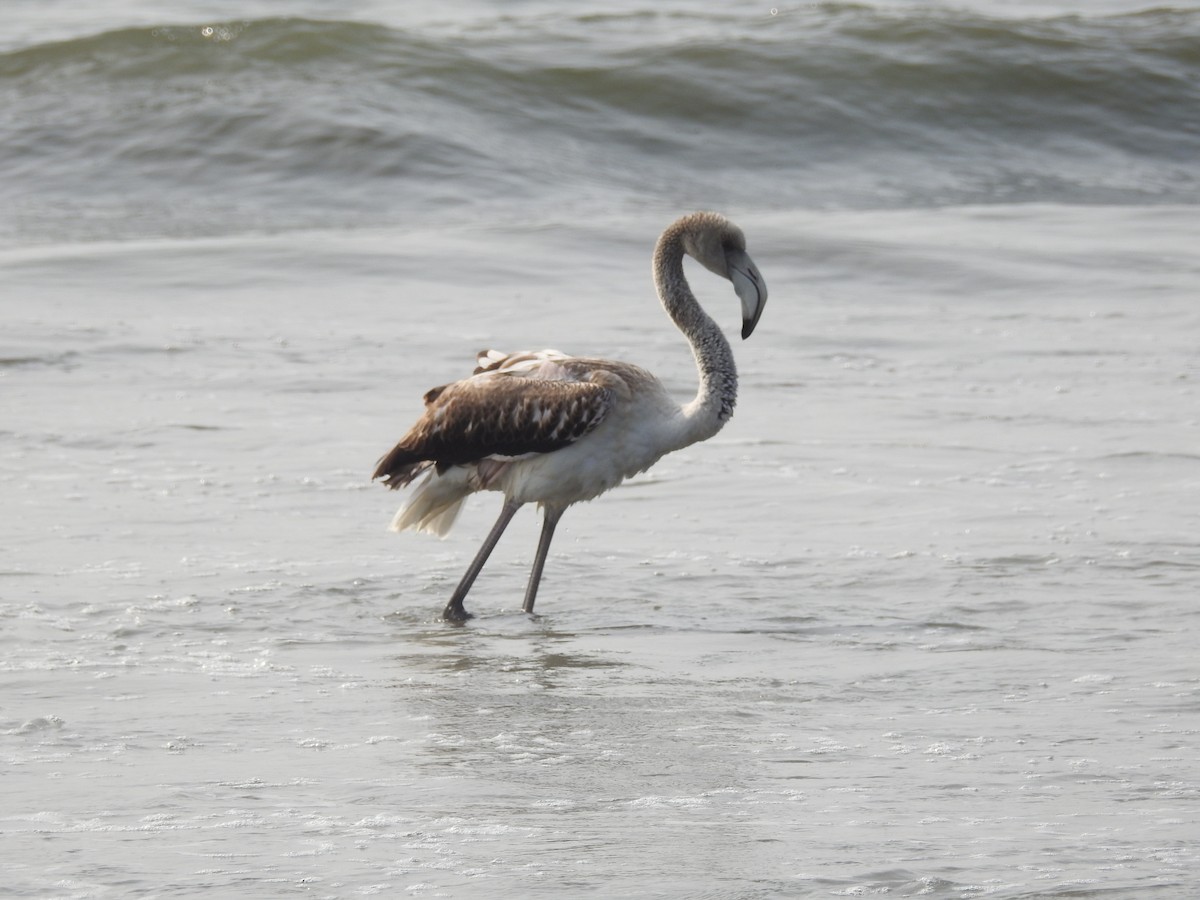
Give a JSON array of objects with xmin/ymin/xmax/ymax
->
[{"xmin": 741, "ymin": 313, "xmax": 762, "ymax": 340}]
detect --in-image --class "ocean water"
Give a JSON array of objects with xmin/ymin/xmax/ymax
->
[{"xmin": 3, "ymin": 2, "xmax": 1199, "ymax": 898}]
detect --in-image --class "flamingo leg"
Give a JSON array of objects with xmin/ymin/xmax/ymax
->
[
  {"xmin": 443, "ymin": 500, "xmax": 523, "ymax": 622},
  {"xmin": 522, "ymin": 507, "xmax": 563, "ymax": 615}
]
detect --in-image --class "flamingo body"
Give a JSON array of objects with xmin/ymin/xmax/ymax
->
[{"xmin": 374, "ymin": 212, "xmax": 768, "ymax": 621}]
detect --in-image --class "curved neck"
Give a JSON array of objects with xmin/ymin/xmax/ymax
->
[{"xmin": 653, "ymin": 228, "xmax": 738, "ymax": 448}]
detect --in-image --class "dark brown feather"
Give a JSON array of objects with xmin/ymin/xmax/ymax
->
[{"xmin": 373, "ymin": 373, "xmax": 612, "ymax": 489}]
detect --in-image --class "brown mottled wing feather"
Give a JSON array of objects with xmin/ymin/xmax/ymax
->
[{"xmin": 373, "ymin": 371, "xmax": 612, "ymax": 489}]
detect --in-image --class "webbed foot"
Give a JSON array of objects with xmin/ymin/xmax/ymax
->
[{"xmin": 442, "ymin": 602, "xmax": 473, "ymax": 624}]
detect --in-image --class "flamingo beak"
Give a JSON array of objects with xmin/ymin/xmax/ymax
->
[{"xmin": 728, "ymin": 249, "xmax": 768, "ymax": 339}]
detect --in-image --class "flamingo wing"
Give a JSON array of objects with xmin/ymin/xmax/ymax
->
[{"xmin": 373, "ymin": 351, "xmax": 613, "ymax": 489}]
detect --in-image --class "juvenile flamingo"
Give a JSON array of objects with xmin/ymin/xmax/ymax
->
[{"xmin": 374, "ymin": 211, "xmax": 768, "ymax": 621}]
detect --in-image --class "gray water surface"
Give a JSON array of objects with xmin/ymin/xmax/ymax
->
[{"xmin": 3, "ymin": 206, "xmax": 1198, "ymax": 897}]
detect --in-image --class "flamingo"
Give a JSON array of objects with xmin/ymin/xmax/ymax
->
[{"xmin": 373, "ymin": 211, "xmax": 768, "ymax": 621}]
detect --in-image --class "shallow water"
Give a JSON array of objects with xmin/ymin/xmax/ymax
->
[
  {"xmin": 4, "ymin": 0, "xmax": 1200, "ymax": 894},
  {"xmin": 4, "ymin": 203, "xmax": 1198, "ymax": 897}
]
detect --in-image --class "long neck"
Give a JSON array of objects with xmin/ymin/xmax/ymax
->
[{"xmin": 653, "ymin": 228, "xmax": 738, "ymax": 449}]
